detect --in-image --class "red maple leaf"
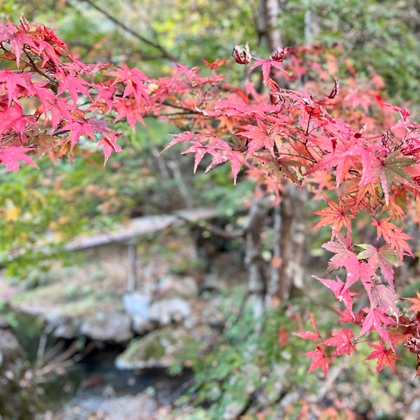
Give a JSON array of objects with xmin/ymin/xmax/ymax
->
[
  {"xmin": 360, "ymin": 307, "xmax": 395, "ymax": 346},
  {"xmin": 391, "ymin": 228, "xmax": 413, "ymax": 257},
  {"xmin": 165, "ymin": 133, "xmax": 245, "ymax": 183},
  {"xmin": 326, "ymin": 78, "xmax": 340, "ymax": 100},
  {"xmin": 366, "ymin": 340, "xmax": 400, "ymax": 373},
  {"xmin": 334, "ymin": 252, "xmax": 377, "ymax": 300},
  {"xmin": 371, "ymin": 284, "xmax": 399, "ymax": 317},
  {"xmin": 371, "ymin": 218, "xmax": 413, "ymax": 257},
  {"xmin": 306, "ymin": 345, "xmax": 329, "ymax": 376},
  {"xmin": 44, "ymin": 96, "xmax": 75, "ymax": 129},
  {"xmin": 97, "ymin": 133, "xmax": 122, "ymax": 165},
  {"xmin": 58, "ymin": 118, "xmax": 118, "ymax": 152},
  {"xmin": 307, "ymin": 142, "xmax": 368, "ymax": 187},
  {"xmin": 357, "ymin": 244, "xmax": 401, "ymax": 292},
  {"xmin": 294, "ymin": 312, "xmax": 321, "ymax": 341},
  {"xmin": 113, "ymin": 98, "xmax": 145, "ymax": 131},
  {"xmin": 56, "ymin": 70, "xmax": 91, "ymax": 105},
  {"xmin": 0, "ymin": 69, "xmax": 31, "ymax": 105},
  {"xmin": 250, "ymin": 58, "xmax": 289, "ymax": 81},
  {"xmin": 237, "ymin": 120, "xmax": 278, "ymax": 157},
  {"xmin": 332, "ymin": 306, "xmax": 357, "ymax": 324},
  {"xmin": 389, "ymin": 315, "xmax": 417, "ymax": 345},
  {"xmin": 322, "ymin": 230, "xmax": 354, "ymax": 263},
  {"xmin": 372, "ymin": 218, "xmax": 397, "ymax": 243},
  {"xmin": 171, "ymin": 63, "xmax": 200, "ymax": 83},
  {"xmin": 94, "ymin": 83, "xmax": 116, "ymax": 113},
  {"xmin": 0, "ymin": 102, "xmax": 27, "ymax": 137},
  {"xmin": 375, "ymin": 150, "xmax": 416, "ymax": 205},
  {"xmin": 322, "ymin": 328, "xmax": 356, "ymax": 358},
  {"xmin": 203, "ymin": 58, "xmax": 227, "ymax": 69},
  {"xmin": 0, "ymin": 147, "xmax": 38, "ymax": 172},
  {"xmin": 0, "ymin": 19, "xmax": 37, "ymax": 67},
  {"xmin": 313, "ymin": 276, "xmax": 354, "ymax": 311}
]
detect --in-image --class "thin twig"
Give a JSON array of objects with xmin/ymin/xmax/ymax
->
[
  {"xmin": 23, "ymin": 50, "xmax": 56, "ymax": 84},
  {"xmin": 176, "ymin": 214, "xmax": 245, "ymax": 240},
  {"xmin": 69, "ymin": 0, "xmax": 177, "ymax": 62}
]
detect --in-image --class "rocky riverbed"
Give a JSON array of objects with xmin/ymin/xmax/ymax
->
[{"xmin": 0, "ymin": 250, "xmax": 239, "ymax": 419}]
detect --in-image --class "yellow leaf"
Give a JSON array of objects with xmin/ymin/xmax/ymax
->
[{"xmin": 5, "ymin": 206, "xmax": 20, "ymax": 221}]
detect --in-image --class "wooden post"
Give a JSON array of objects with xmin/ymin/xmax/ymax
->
[{"xmin": 127, "ymin": 243, "xmax": 137, "ymax": 292}]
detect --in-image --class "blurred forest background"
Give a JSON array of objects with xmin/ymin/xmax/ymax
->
[{"xmin": 1, "ymin": 0, "xmax": 420, "ymax": 419}]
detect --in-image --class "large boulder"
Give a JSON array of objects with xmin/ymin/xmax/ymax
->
[
  {"xmin": 80, "ymin": 312, "xmax": 133, "ymax": 343},
  {"xmin": 0, "ymin": 314, "xmax": 11, "ymax": 329},
  {"xmin": 44, "ymin": 311, "xmax": 81, "ymax": 339},
  {"xmin": 52, "ymin": 392, "xmax": 158, "ymax": 420},
  {"xmin": 149, "ymin": 297, "xmax": 192, "ymax": 326},
  {"xmin": 115, "ymin": 327, "xmax": 198, "ymax": 370},
  {"xmin": 123, "ymin": 293, "xmax": 154, "ymax": 335},
  {"xmin": 0, "ymin": 330, "xmax": 39, "ymax": 419},
  {"xmin": 123, "ymin": 294, "xmax": 193, "ymax": 333},
  {"xmin": 123, "ymin": 293, "xmax": 150, "ymax": 319},
  {"xmin": 155, "ymin": 275, "xmax": 198, "ymax": 299}
]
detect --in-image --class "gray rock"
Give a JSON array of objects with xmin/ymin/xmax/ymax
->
[
  {"xmin": 0, "ymin": 315, "xmax": 11, "ymax": 329},
  {"xmin": 280, "ymin": 391, "xmax": 299, "ymax": 408},
  {"xmin": 80, "ymin": 312, "xmax": 133, "ymax": 343},
  {"xmin": 131, "ymin": 314, "xmax": 154, "ymax": 335},
  {"xmin": 257, "ymin": 364, "xmax": 289, "ymax": 406},
  {"xmin": 52, "ymin": 392, "xmax": 158, "ymax": 420},
  {"xmin": 156, "ymin": 275, "xmax": 198, "ymax": 299},
  {"xmin": 43, "ymin": 312, "xmax": 81, "ymax": 339},
  {"xmin": 224, "ymin": 401, "xmax": 247, "ymax": 420},
  {"xmin": 149, "ymin": 297, "xmax": 191, "ymax": 326},
  {"xmin": 0, "ymin": 330, "xmax": 39, "ymax": 418},
  {"xmin": 53, "ymin": 318, "xmax": 81, "ymax": 339},
  {"xmin": 200, "ymin": 304, "xmax": 225, "ymax": 328},
  {"xmin": 201, "ymin": 274, "xmax": 223, "ymax": 291},
  {"xmin": 123, "ymin": 293, "xmax": 150, "ymax": 319},
  {"xmin": 411, "ymin": 399, "xmax": 420, "ymax": 412}
]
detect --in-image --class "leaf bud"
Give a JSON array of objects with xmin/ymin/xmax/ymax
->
[
  {"xmin": 270, "ymin": 92, "xmax": 284, "ymax": 105},
  {"xmin": 232, "ymin": 43, "xmax": 252, "ymax": 65},
  {"xmin": 270, "ymin": 47, "xmax": 287, "ymax": 62}
]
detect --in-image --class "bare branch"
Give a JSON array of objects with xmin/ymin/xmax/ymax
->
[{"xmin": 67, "ymin": 0, "xmax": 178, "ymax": 62}]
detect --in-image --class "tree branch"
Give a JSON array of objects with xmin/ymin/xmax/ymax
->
[
  {"xmin": 68, "ymin": 0, "xmax": 178, "ymax": 62},
  {"xmin": 176, "ymin": 214, "xmax": 245, "ymax": 240}
]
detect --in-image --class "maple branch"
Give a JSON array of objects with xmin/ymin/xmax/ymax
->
[
  {"xmin": 305, "ymin": 113, "xmax": 312, "ymax": 136},
  {"xmin": 71, "ymin": 0, "xmax": 178, "ymax": 62},
  {"xmin": 23, "ymin": 50, "xmax": 56, "ymax": 85},
  {"xmin": 285, "ymin": 135, "xmax": 317, "ymax": 163},
  {"xmin": 301, "ymin": 140, "xmax": 317, "ymax": 163},
  {"xmin": 176, "ymin": 214, "xmax": 245, "ymax": 240},
  {"xmin": 162, "ymin": 101, "xmax": 199, "ymax": 112},
  {"xmin": 279, "ymin": 151, "xmax": 314, "ymax": 162},
  {"xmin": 164, "ymin": 112, "xmax": 204, "ymax": 118}
]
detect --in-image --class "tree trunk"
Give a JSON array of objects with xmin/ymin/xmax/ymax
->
[
  {"xmin": 276, "ymin": 184, "xmax": 306, "ymax": 300},
  {"xmin": 244, "ymin": 190, "xmax": 272, "ymax": 318},
  {"xmin": 304, "ymin": 8, "xmax": 320, "ymax": 46},
  {"xmin": 256, "ymin": 0, "xmax": 282, "ymax": 50}
]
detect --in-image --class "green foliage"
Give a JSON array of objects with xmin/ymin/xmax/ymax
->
[
  {"xmin": 282, "ymin": 0, "xmax": 420, "ymax": 104},
  {"xmin": 3, "ymin": 0, "xmax": 418, "ymax": 281},
  {"xmin": 183, "ymin": 300, "xmax": 317, "ymax": 419},
  {"xmin": 0, "ymin": 156, "xmax": 121, "ymax": 280},
  {"xmin": 148, "ymin": 0, "xmax": 256, "ymax": 64}
]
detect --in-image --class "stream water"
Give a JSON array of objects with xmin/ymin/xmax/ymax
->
[{"xmin": 2, "ymin": 305, "xmax": 193, "ymax": 415}]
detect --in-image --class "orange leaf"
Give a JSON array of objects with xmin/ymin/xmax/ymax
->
[
  {"xmin": 405, "ymin": 292, "xmax": 420, "ymax": 312},
  {"xmin": 312, "ymin": 199, "xmax": 354, "ymax": 232}
]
